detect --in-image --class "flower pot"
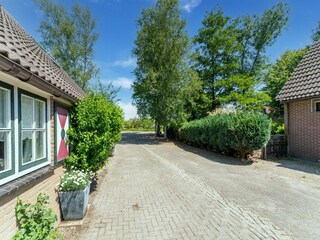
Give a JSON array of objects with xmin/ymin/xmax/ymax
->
[{"xmin": 59, "ymin": 184, "xmax": 90, "ymax": 220}]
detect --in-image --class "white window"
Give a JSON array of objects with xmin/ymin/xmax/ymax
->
[
  {"xmin": 0, "ymin": 80, "xmax": 50, "ymax": 185},
  {"xmin": 20, "ymin": 93, "xmax": 46, "ymax": 170},
  {"xmin": 0, "ymin": 86, "xmax": 12, "ymax": 173},
  {"xmin": 312, "ymin": 99, "xmax": 320, "ymax": 112}
]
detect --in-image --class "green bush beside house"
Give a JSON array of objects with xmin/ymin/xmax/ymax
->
[
  {"xmin": 65, "ymin": 93, "xmax": 124, "ymax": 173},
  {"xmin": 173, "ymin": 111, "xmax": 271, "ymax": 160}
]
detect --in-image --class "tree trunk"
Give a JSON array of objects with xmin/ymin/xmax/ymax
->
[
  {"xmin": 164, "ymin": 125, "xmax": 167, "ymax": 139},
  {"xmin": 240, "ymin": 151, "xmax": 249, "ymax": 163},
  {"xmin": 155, "ymin": 122, "xmax": 161, "ymax": 137}
]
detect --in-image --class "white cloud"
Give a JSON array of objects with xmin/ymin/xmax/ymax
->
[
  {"xmin": 181, "ymin": 0, "xmax": 201, "ymax": 13},
  {"xmin": 103, "ymin": 77, "xmax": 133, "ymax": 89},
  {"xmin": 113, "ymin": 57, "xmax": 137, "ymax": 68},
  {"xmin": 118, "ymin": 102, "xmax": 137, "ymax": 120}
]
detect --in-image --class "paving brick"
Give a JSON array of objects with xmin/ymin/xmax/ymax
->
[{"xmin": 78, "ymin": 133, "xmax": 294, "ymax": 240}]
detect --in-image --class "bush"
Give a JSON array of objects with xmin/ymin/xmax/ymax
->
[
  {"xmin": 13, "ymin": 194, "xmax": 62, "ymax": 240},
  {"xmin": 167, "ymin": 122, "xmax": 183, "ymax": 139},
  {"xmin": 180, "ymin": 111, "xmax": 271, "ymax": 160},
  {"xmin": 65, "ymin": 93, "xmax": 124, "ymax": 173},
  {"xmin": 271, "ymin": 121, "xmax": 285, "ymax": 134}
]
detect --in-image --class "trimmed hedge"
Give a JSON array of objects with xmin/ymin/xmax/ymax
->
[{"xmin": 179, "ymin": 111, "xmax": 271, "ymax": 159}]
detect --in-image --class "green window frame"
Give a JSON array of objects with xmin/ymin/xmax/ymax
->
[
  {"xmin": 18, "ymin": 89, "xmax": 48, "ymax": 172},
  {"xmin": 0, "ymin": 81, "xmax": 14, "ymax": 179}
]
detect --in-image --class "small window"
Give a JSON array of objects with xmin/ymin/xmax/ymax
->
[
  {"xmin": 19, "ymin": 91, "xmax": 47, "ymax": 171},
  {"xmin": 316, "ymin": 102, "xmax": 320, "ymax": 112},
  {"xmin": 0, "ymin": 87, "xmax": 11, "ymax": 172},
  {"xmin": 0, "ymin": 81, "xmax": 14, "ymax": 181}
]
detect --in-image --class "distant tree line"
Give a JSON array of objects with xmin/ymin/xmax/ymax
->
[
  {"xmin": 124, "ymin": 118, "xmax": 154, "ymax": 131},
  {"xmin": 132, "ymin": 0, "xmax": 320, "ymax": 136},
  {"xmin": 33, "ymin": 0, "xmax": 320, "ymax": 136}
]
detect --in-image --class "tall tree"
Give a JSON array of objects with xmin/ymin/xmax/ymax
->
[
  {"xmin": 236, "ymin": 2, "xmax": 289, "ymax": 76},
  {"xmin": 312, "ymin": 20, "xmax": 320, "ymax": 43},
  {"xmin": 34, "ymin": 0, "xmax": 99, "ymax": 90},
  {"xmin": 265, "ymin": 48, "xmax": 307, "ymax": 120},
  {"xmin": 193, "ymin": 9, "xmax": 239, "ymax": 110},
  {"xmin": 132, "ymin": 0, "xmax": 195, "ymax": 136},
  {"xmin": 91, "ymin": 80, "xmax": 120, "ymax": 104},
  {"xmin": 193, "ymin": 3, "xmax": 289, "ymax": 111}
]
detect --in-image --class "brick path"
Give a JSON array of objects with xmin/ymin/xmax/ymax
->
[{"xmin": 78, "ymin": 133, "xmax": 296, "ymax": 240}]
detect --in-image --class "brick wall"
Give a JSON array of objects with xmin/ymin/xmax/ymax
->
[
  {"xmin": 0, "ymin": 167, "xmax": 63, "ymax": 240},
  {"xmin": 287, "ymin": 99, "xmax": 320, "ymax": 160}
]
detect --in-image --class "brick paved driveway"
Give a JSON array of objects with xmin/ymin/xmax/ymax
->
[{"xmin": 78, "ymin": 132, "xmax": 320, "ymax": 240}]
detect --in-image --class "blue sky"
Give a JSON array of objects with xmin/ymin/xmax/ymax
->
[{"xmin": 1, "ymin": 0, "xmax": 320, "ymax": 119}]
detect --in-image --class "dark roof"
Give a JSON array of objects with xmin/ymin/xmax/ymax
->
[
  {"xmin": 277, "ymin": 41, "xmax": 320, "ymax": 102},
  {"xmin": 0, "ymin": 6, "xmax": 84, "ymax": 101}
]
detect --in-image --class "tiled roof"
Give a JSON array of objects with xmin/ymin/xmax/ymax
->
[
  {"xmin": 0, "ymin": 6, "xmax": 85, "ymax": 101},
  {"xmin": 277, "ymin": 41, "xmax": 320, "ymax": 101}
]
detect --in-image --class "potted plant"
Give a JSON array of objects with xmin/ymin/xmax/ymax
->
[{"xmin": 59, "ymin": 169, "xmax": 92, "ymax": 220}]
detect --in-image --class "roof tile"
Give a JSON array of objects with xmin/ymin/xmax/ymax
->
[{"xmin": 0, "ymin": 6, "xmax": 84, "ymax": 101}]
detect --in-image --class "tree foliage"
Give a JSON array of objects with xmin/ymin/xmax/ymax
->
[
  {"xmin": 34, "ymin": 0, "xmax": 99, "ymax": 90},
  {"xmin": 91, "ymin": 80, "xmax": 120, "ymax": 103},
  {"xmin": 132, "ymin": 0, "xmax": 201, "ymax": 135},
  {"xmin": 65, "ymin": 93, "xmax": 124, "ymax": 173},
  {"xmin": 236, "ymin": 3, "xmax": 289, "ymax": 75},
  {"xmin": 312, "ymin": 20, "xmax": 320, "ymax": 43},
  {"xmin": 193, "ymin": 3, "xmax": 289, "ymax": 111},
  {"xmin": 265, "ymin": 48, "xmax": 307, "ymax": 120},
  {"xmin": 124, "ymin": 117, "xmax": 154, "ymax": 130},
  {"xmin": 193, "ymin": 9, "xmax": 239, "ymax": 109}
]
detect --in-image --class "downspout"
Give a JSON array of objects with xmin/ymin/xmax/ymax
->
[{"xmin": 284, "ymin": 102, "xmax": 289, "ymax": 156}]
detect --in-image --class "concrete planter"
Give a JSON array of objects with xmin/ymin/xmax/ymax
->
[{"xmin": 59, "ymin": 184, "xmax": 90, "ymax": 220}]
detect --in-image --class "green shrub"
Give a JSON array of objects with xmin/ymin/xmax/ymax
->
[
  {"xmin": 13, "ymin": 194, "xmax": 62, "ymax": 240},
  {"xmin": 271, "ymin": 121, "xmax": 285, "ymax": 134},
  {"xmin": 65, "ymin": 93, "xmax": 124, "ymax": 173},
  {"xmin": 226, "ymin": 112, "xmax": 271, "ymax": 159},
  {"xmin": 275, "ymin": 124, "xmax": 285, "ymax": 134},
  {"xmin": 167, "ymin": 122, "xmax": 181, "ymax": 140},
  {"xmin": 180, "ymin": 111, "xmax": 271, "ymax": 160}
]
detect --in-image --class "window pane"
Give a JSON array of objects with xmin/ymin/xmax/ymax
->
[
  {"xmin": 36, "ymin": 131, "xmax": 45, "ymax": 160},
  {"xmin": 21, "ymin": 96, "xmax": 33, "ymax": 128},
  {"xmin": 22, "ymin": 131, "xmax": 33, "ymax": 163},
  {"xmin": 0, "ymin": 88, "xmax": 9, "ymax": 128},
  {"xmin": 35, "ymin": 100, "xmax": 45, "ymax": 129},
  {"xmin": 316, "ymin": 102, "xmax": 320, "ymax": 112},
  {"xmin": 0, "ymin": 131, "xmax": 10, "ymax": 171}
]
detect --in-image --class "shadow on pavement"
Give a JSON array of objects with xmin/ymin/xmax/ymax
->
[
  {"xmin": 171, "ymin": 140, "xmax": 250, "ymax": 166},
  {"xmin": 274, "ymin": 159, "xmax": 320, "ymax": 175},
  {"xmin": 120, "ymin": 131, "xmax": 167, "ymax": 145},
  {"xmin": 174, "ymin": 140, "xmax": 320, "ymax": 174},
  {"xmin": 119, "ymin": 132, "xmax": 320, "ymax": 175}
]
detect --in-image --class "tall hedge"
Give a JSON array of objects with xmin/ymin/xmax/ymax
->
[
  {"xmin": 65, "ymin": 93, "xmax": 124, "ymax": 173},
  {"xmin": 179, "ymin": 111, "xmax": 271, "ymax": 160}
]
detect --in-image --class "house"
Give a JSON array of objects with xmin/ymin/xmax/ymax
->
[
  {"xmin": 277, "ymin": 40, "xmax": 320, "ymax": 161},
  {"xmin": 0, "ymin": 6, "xmax": 84, "ymax": 239}
]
